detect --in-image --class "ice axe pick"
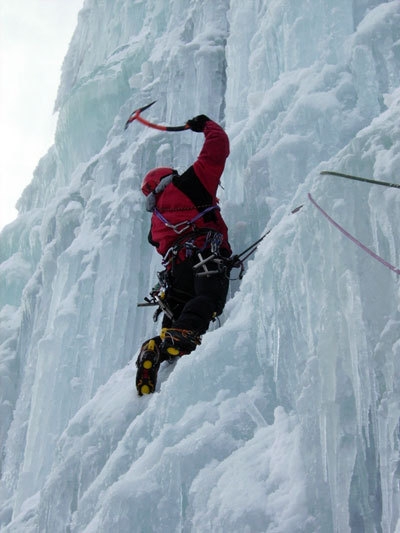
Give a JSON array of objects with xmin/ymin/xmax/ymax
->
[{"xmin": 124, "ymin": 101, "xmax": 189, "ymax": 132}]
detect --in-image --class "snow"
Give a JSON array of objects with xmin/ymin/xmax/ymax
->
[{"xmin": 1, "ymin": 0, "xmax": 400, "ymax": 531}]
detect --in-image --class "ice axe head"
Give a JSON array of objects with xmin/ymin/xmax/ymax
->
[
  {"xmin": 124, "ymin": 100, "xmax": 189, "ymax": 132},
  {"xmin": 124, "ymin": 101, "xmax": 157, "ymax": 129}
]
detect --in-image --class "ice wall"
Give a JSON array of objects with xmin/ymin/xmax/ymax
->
[{"xmin": 1, "ymin": 0, "xmax": 400, "ymax": 532}]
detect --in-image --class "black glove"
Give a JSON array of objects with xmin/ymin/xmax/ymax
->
[{"xmin": 186, "ymin": 114, "xmax": 210, "ymax": 132}]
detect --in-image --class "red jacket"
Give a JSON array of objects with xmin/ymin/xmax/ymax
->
[{"xmin": 149, "ymin": 120, "xmax": 231, "ymax": 258}]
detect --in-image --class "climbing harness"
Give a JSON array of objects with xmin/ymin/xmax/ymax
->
[
  {"xmin": 137, "ymin": 270, "xmax": 175, "ymax": 323},
  {"xmin": 138, "ymin": 229, "xmax": 234, "ymax": 322},
  {"xmin": 162, "ymin": 228, "xmax": 232, "ymax": 276},
  {"xmin": 138, "ymin": 204, "xmax": 304, "ymax": 319},
  {"xmin": 153, "ymin": 205, "xmax": 220, "ymax": 235}
]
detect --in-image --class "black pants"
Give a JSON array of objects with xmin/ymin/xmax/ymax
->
[{"xmin": 162, "ymin": 254, "xmax": 229, "ymax": 335}]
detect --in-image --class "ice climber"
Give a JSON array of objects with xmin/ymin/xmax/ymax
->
[{"xmin": 136, "ymin": 114, "xmax": 232, "ymax": 395}]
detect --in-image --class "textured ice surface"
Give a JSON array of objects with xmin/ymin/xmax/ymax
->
[{"xmin": 1, "ymin": 1, "xmax": 400, "ymax": 531}]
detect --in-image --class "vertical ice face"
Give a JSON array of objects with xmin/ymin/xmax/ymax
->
[{"xmin": 1, "ymin": 1, "xmax": 400, "ymax": 532}]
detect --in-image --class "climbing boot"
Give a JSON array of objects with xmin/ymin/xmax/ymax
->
[
  {"xmin": 160, "ymin": 328, "xmax": 201, "ymax": 358},
  {"xmin": 136, "ymin": 338, "xmax": 161, "ymax": 396}
]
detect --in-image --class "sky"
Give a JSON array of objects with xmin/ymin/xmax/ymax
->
[{"xmin": 0, "ymin": 0, "xmax": 84, "ymax": 231}]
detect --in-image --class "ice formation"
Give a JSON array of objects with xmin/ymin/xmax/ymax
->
[{"xmin": 1, "ymin": 1, "xmax": 400, "ymax": 531}]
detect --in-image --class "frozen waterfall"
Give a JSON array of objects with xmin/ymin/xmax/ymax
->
[{"xmin": 1, "ymin": 1, "xmax": 400, "ymax": 531}]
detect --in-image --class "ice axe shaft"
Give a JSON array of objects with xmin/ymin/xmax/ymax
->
[{"xmin": 125, "ymin": 100, "xmax": 189, "ymax": 131}]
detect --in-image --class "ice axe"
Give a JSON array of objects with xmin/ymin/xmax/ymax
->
[{"xmin": 124, "ymin": 101, "xmax": 189, "ymax": 131}]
